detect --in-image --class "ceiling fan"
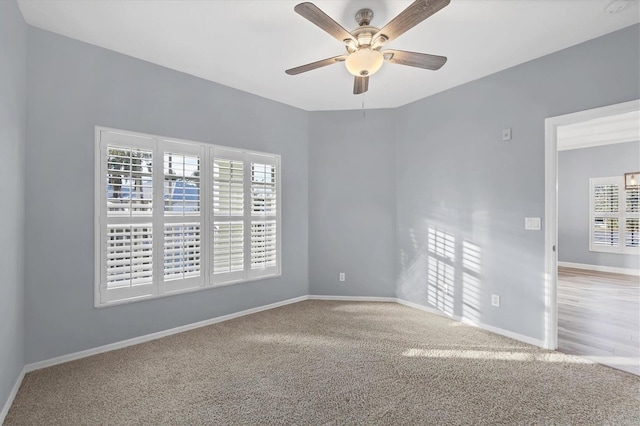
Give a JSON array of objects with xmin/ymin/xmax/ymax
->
[{"xmin": 285, "ymin": 0, "xmax": 450, "ymax": 95}]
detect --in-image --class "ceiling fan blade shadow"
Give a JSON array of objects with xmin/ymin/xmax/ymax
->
[
  {"xmin": 294, "ymin": 2, "xmax": 357, "ymax": 44},
  {"xmin": 373, "ymin": 0, "xmax": 450, "ymax": 43},
  {"xmin": 286, "ymin": 55, "xmax": 347, "ymax": 75},
  {"xmin": 353, "ymin": 76, "xmax": 369, "ymax": 95},
  {"xmin": 383, "ymin": 50, "xmax": 447, "ymax": 70}
]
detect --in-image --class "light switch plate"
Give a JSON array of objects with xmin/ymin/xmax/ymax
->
[
  {"xmin": 525, "ymin": 217, "xmax": 541, "ymax": 230},
  {"xmin": 502, "ymin": 128, "xmax": 512, "ymax": 141}
]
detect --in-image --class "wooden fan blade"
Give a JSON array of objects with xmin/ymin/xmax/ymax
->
[
  {"xmin": 353, "ymin": 76, "xmax": 369, "ymax": 95},
  {"xmin": 383, "ymin": 50, "xmax": 447, "ymax": 70},
  {"xmin": 294, "ymin": 2, "xmax": 357, "ymax": 44},
  {"xmin": 286, "ymin": 55, "xmax": 347, "ymax": 75},
  {"xmin": 373, "ymin": 0, "xmax": 450, "ymax": 44}
]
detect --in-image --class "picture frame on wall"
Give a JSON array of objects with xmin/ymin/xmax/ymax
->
[{"xmin": 624, "ymin": 172, "xmax": 639, "ymax": 190}]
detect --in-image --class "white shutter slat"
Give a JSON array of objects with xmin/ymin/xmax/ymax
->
[
  {"xmin": 593, "ymin": 183, "xmax": 619, "ymax": 214},
  {"xmin": 212, "ymin": 222, "xmax": 244, "ymax": 275},
  {"xmin": 592, "ymin": 217, "xmax": 619, "ymax": 247},
  {"xmin": 163, "ymin": 223, "xmax": 201, "ymax": 281},
  {"xmin": 590, "ymin": 178, "xmax": 625, "ymax": 253},
  {"xmin": 105, "ymin": 224, "xmax": 153, "ymax": 289},
  {"xmin": 625, "ymin": 186, "xmax": 639, "ymax": 251},
  {"xmin": 626, "ymin": 187, "xmax": 639, "ymax": 214},
  {"xmin": 250, "ymin": 220, "xmax": 277, "ymax": 269},
  {"xmin": 213, "ymin": 158, "xmax": 244, "ymax": 216},
  {"xmin": 626, "ymin": 218, "xmax": 639, "ymax": 248}
]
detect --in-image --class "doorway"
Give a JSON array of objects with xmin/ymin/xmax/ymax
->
[{"xmin": 544, "ymin": 99, "xmax": 640, "ymax": 374}]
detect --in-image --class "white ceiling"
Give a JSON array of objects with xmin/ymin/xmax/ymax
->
[{"xmin": 17, "ymin": 0, "xmax": 640, "ymax": 111}]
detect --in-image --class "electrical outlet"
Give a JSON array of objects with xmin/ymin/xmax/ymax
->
[
  {"xmin": 491, "ymin": 294, "xmax": 500, "ymax": 307},
  {"xmin": 339, "ymin": 273, "xmax": 345, "ymax": 282}
]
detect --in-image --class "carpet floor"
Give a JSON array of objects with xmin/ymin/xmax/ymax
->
[{"xmin": 5, "ymin": 300, "xmax": 640, "ymax": 425}]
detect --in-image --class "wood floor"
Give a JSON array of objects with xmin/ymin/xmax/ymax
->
[{"xmin": 557, "ymin": 267, "xmax": 640, "ymax": 375}]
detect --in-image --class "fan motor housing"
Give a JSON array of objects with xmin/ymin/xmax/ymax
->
[{"xmin": 351, "ymin": 26, "xmax": 380, "ymax": 48}]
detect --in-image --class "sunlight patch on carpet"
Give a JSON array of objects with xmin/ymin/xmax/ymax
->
[{"xmin": 402, "ymin": 348, "xmax": 594, "ymax": 364}]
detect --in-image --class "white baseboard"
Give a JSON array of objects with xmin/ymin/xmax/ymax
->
[
  {"xmin": 1, "ymin": 366, "xmax": 26, "ymax": 424},
  {"xmin": 25, "ymin": 295, "xmax": 308, "ymax": 373},
  {"xmin": 308, "ymin": 295, "xmax": 396, "ymax": 302},
  {"xmin": 461, "ymin": 318, "xmax": 545, "ymax": 347},
  {"xmin": 396, "ymin": 299, "xmax": 546, "ymax": 348},
  {"xmin": 26, "ymin": 294, "xmax": 543, "ymax": 373},
  {"xmin": 7, "ymin": 293, "xmax": 547, "ymax": 420},
  {"xmin": 3, "ymin": 294, "xmax": 550, "ymax": 420},
  {"xmin": 7, "ymin": 289, "xmax": 629, "ymax": 421},
  {"xmin": 558, "ymin": 261, "xmax": 640, "ymax": 277}
]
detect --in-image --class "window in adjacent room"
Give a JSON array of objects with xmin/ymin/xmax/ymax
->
[{"xmin": 589, "ymin": 176, "xmax": 639, "ymax": 254}]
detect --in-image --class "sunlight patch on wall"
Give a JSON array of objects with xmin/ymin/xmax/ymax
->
[
  {"xmin": 462, "ymin": 241, "xmax": 482, "ymax": 322},
  {"xmin": 462, "ymin": 241, "xmax": 481, "ymax": 273},
  {"xmin": 428, "ymin": 227, "xmax": 455, "ymax": 259},
  {"xmin": 462, "ymin": 273, "xmax": 481, "ymax": 322},
  {"xmin": 427, "ymin": 227, "xmax": 455, "ymax": 315}
]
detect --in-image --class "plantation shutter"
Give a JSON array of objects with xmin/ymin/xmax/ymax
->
[
  {"xmin": 211, "ymin": 148, "xmax": 245, "ymax": 284},
  {"xmin": 97, "ymin": 126, "xmax": 281, "ymax": 306},
  {"xmin": 248, "ymin": 153, "xmax": 279, "ymax": 279},
  {"xmin": 99, "ymin": 130, "xmax": 156, "ymax": 304},
  {"xmin": 590, "ymin": 180, "xmax": 619, "ymax": 251},
  {"xmin": 160, "ymin": 140, "xmax": 205, "ymax": 293},
  {"xmin": 589, "ymin": 176, "xmax": 639, "ymax": 255},
  {"xmin": 625, "ymin": 186, "xmax": 639, "ymax": 249}
]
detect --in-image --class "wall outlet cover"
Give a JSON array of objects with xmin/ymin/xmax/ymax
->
[{"xmin": 491, "ymin": 294, "xmax": 500, "ymax": 307}]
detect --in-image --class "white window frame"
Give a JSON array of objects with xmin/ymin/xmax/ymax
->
[
  {"xmin": 589, "ymin": 176, "xmax": 639, "ymax": 255},
  {"xmin": 95, "ymin": 126, "xmax": 281, "ymax": 307}
]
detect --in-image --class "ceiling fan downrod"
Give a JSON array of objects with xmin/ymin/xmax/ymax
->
[{"xmin": 355, "ymin": 8, "xmax": 374, "ymax": 26}]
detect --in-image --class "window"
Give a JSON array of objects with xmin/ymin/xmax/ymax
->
[
  {"xmin": 589, "ymin": 176, "xmax": 639, "ymax": 255},
  {"xmin": 96, "ymin": 128, "xmax": 281, "ymax": 306}
]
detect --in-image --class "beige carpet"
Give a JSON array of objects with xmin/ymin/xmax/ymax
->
[{"xmin": 5, "ymin": 300, "xmax": 640, "ymax": 425}]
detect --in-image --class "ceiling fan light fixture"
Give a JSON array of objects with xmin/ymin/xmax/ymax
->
[{"xmin": 345, "ymin": 48, "xmax": 383, "ymax": 77}]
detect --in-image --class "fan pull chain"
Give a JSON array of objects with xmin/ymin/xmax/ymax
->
[{"xmin": 362, "ymin": 100, "xmax": 366, "ymax": 119}]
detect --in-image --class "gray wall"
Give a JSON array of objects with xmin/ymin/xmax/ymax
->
[
  {"xmin": 0, "ymin": 0, "xmax": 27, "ymax": 411},
  {"xmin": 25, "ymin": 28, "xmax": 309, "ymax": 364},
  {"xmin": 11, "ymin": 12, "xmax": 640, "ymax": 369},
  {"xmin": 558, "ymin": 141, "xmax": 640, "ymax": 270},
  {"xmin": 308, "ymin": 110, "xmax": 396, "ymax": 297},
  {"xmin": 394, "ymin": 24, "xmax": 640, "ymax": 341}
]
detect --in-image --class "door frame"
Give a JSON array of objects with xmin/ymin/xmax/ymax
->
[{"xmin": 544, "ymin": 99, "xmax": 640, "ymax": 350}]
